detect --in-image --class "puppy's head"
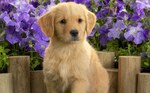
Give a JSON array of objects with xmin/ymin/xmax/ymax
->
[{"xmin": 38, "ymin": 2, "xmax": 96, "ymax": 43}]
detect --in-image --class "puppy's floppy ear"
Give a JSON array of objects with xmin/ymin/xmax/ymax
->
[
  {"xmin": 86, "ymin": 11, "xmax": 96, "ymax": 35},
  {"xmin": 38, "ymin": 11, "xmax": 54, "ymax": 37}
]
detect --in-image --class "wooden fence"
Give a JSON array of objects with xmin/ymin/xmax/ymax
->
[{"xmin": 0, "ymin": 52, "xmax": 150, "ymax": 93}]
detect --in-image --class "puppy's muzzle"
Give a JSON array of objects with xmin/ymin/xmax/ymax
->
[
  {"xmin": 70, "ymin": 29, "xmax": 79, "ymax": 41},
  {"xmin": 70, "ymin": 29, "xmax": 78, "ymax": 37}
]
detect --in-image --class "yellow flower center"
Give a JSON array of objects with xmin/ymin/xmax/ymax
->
[
  {"xmin": 116, "ymin": 28, "xmax": 120, "ymax": 31},
  {"xmin": 41, "ymin": 45, "xmax": 45, "ymax": 49}
]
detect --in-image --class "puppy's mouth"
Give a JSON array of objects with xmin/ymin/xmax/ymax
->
[{"xmin": 71, "ymin": 36, "xmax": 79, "ymax": 41}]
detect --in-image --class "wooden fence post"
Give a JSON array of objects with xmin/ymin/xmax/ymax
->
[
  {"xmin": 30, "ymin": 70, "xmax": 47, "ymax": 93},
  {"xmin": 8, "ymin": 56, "xmax": 30, "ymax": 93},
  {"xmin": 0, "ymin": 73, "xmax": 13, "ymax": 93},
  {"xmin": 97, "ymin": 52, "xmax": 115, "ymax": 68},
  {"xmin": 118, "ymin": 56, "xmax": 141, "ymax": 93},
  {"xmin": 107, "ymin": 69, "xmax": 118, "ymax": 93},
  {"xmin": 137, "ymin": 73, "xmax": 150, "ymax": 93}
]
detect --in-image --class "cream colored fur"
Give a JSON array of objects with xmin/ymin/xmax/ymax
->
[{"xmin": 38, "ymin": 2, "xmax": 109, "ymax": 93}]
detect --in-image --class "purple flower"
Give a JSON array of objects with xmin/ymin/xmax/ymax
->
[
  {"xmin": 49, "ymin": 0, "xmax": 55, "ymax": 6},
  {"xmin": 43, "ymin": 1, "xmax": 51, "ymax": 6},
  {"xmin": 123, "ymin": 0, "xmax": 130, "ymax": 3},
  {"xmin": 29, "ymin": 1, "xmax": 40, "ymax": 8},
  {"xmin": 99, "ymin": 24, "xmax": 109, "ymax": 45},
  {"xmin": 13, "ymin": 13, "xmax": 20, "ymax": 21},
  {"xmin": 130, "ymin": 10, "xmax": 145, "ymax": 22},
  {"xmin": 60, "ymin": 0, "xmax": 74, "ymax": 2},
  {"xmin": 0, "ymin": 0, "xmax": 51, "ymax": 58},
  {"xmin": 31, "ymin": 22, "xmax": 49, "ymax": 41},
  {"xmin": 96, "ymin": 8, "xmax": 111, "ymax": 19},
  {"xmin": 104, "ymin": 0, "xmax": 110, "ymax": 5},
  {"xmin": 20, "ymin": 20, "xmax": 29, "ymax": 31},
  {"xmin": 85, "ymin": 0, "xmax": 91, "ymax": 10},
  {"xmin": 0, "ymin": 2, "xmax": 15, "ymax": 13},
  {"xmin": 124, "ymin": 23, "xmax": 147, "ymax": 44},
  {"xmin": 0, "ymin": 12, "xmax": 11, "ymax": 24},
  {"xmin": 140, "ymin": 52, "xmax": 147, "ymax": 57},
  {"xmin": 60, "ymin": 0, "xmax": 86, "ymax": 3},
  {"xmin": 36, "ymin": 6, "xmax": 47, "ymax": 16},
  {"xmin": 19, "ymin": 12, "xmax": 30, "ymax": 22},
  {"xmin": 100, "ymin": 35, "xmax": 108, "ymax": 46},
  {"xmin": 116, "ymin": 0, "xmax": 126, "ymax": 13},
  {"xmin": 15, "ymin": 2, "xmax": 34, "ymax": 13},
  {"xmin": 136, "ymin": 0, "xmax": 150, "ymax": 10},
  {"xmin": 130, "ymin": 2, "xmax": 137, "ymax": 11},
  {"xmin": 29, "ymin": 0, "xmax": 50, "ymax": 7},
  {"xmin": 3, "ymin": 15, "xmax": 11, "ymax": 25},
  {"xmin": 0, "ymin": 12, "xmax": 16, "ymax": 26},
  {"xmin": 88, "ymin": 25, "xmax": 99, "ymax": 37},
  {"xmin": 94, "ymin": 0, "xmax": 99, "ymax": 3},
  {"xmin": 6, "ymin": 26, "xmax": 21, "ymax": 44},
  {"xmin": 108, "ymin": 20, "xmax": 126, "ymax": 39},
  {"xmin": 117, "ymin": 11, "xmax": 130, "ymax": 20},
  {"xmin": 34, "ymin": 40, "xmax": 48, "ymax": 57},
  {"xmin": 75, "ymin": 0, "xmax": 86, "ymax": 3},
  {"xmin": 100, "ymin": 24, "xmax": 109, "ymax": 34},
  {"xmin": 106, "ymin": 17, "xmax": 113, "ymax": 24},
  {"xmin": 19, "ymin": 37, "xmax": 35, "ymax": 50},
  {"xmin": 94, "ymin": 0, "xmax": 101, "ymax": 6},
  {"xmin": 27, "ymin": 1, "xmax": 50, "ymax": 57}
]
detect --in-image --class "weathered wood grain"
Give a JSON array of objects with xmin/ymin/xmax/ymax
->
[
  {"xmin": 97, "ymin": 51, "xmax": 115, "ymax": 68},
  {"xmin": 8, "ymin": 56, "xmax": 30, "ymax": 93},
  {"xmin": 30, "ymin": 70, "xmax": 46, "ymax": 93},
  {"xmin": 137, "ymin": 73, "xmax": 150, "ymax": 93},
  {"xmin": 107, "ymin": 69, "xmax": 118, "ymax": 93},
  {"xmin": 118, "ymin": 56, "xmax": 141, "ymax": 93},
  {"xmin": 0, "ymin": 73, "xmax": 13, "ymax": 93}
]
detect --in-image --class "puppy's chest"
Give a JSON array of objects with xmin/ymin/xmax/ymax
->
[
  {"xmin": 44, "ymin": 49, "xmax": 90, "ymax": 82},
  {"xmin": 49, "ymin": 55, "xmax": 89, "ymax": 76}
]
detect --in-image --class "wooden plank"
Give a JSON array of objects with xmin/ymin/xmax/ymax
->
[
  {"xmin": 107, "ymin": 69, "xmax": 118, "ymax": 93},
  {"xmin": 8, "ymin": 56, "xmax": 30, "ymax": 93},
  {"xmin": 31, "ymin": 69, "xmax": 118, "ymax": 93},
  {"xmin": 30, "ymin": 70, "xmax": 47, "ymax": 93},
  {"xmin": 97, "ymin": 51, "xmax": 115, "ymax": 68},
  {"xmin": 137, "ymin": 73, "xmax": 150, "ymax": 93},
  {"xmin": 0, "ymin": 73, "xmax": 13, "ymax": 93},
  {"xmin": 118, "ymin": 56, "xmax": 141, "ymax": 93}
]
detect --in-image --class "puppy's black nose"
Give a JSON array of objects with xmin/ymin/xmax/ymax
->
[{"xmin": 70, "ymin": 29, "xmax": 78, "ymax": 37}]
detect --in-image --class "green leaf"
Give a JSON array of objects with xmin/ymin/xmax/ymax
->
[
  {"xmin": 144, "ymin": 62, "xmax": 150, "ymax": 67},
  {"xmin": 0, "ymin": 46, "xmax": 4, "ymax": 53}
]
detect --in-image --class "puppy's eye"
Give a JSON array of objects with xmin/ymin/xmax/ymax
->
[
  {"xmin": 78, "ymin": 18, "xmax": 82, "ymax": 23},
  {"xmin": 60, "ymin": 19, "xmax": 66, "ymax": 24}
]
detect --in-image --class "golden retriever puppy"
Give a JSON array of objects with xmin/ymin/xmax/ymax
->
[{"xmin": 38, "ymin": 2, "xmax": 109, "ymax": 93}]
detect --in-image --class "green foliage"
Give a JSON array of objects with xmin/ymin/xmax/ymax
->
[
  {"xmin": 142, "ymin": 17, "xmax": 150, "ymax": 29},
  {"xmin": 140, "ymin": 40, "xmax": 150, "ymax": 68},
  {"xmin": 0, "ymin": 23, "xmax": 8, "ymax": 71},
  {"xmin": 0, "ymin": 44, "xmax": 9, "ymax": 71},
  {"xmin": 0, "ymin": 41, "xmax": 42, "ymax": 71},
  {"xmin": 88, "ymin": 31, "xmax": 100, "ymax": 50},
  {"xmin": 29, "ymin": 51, "xmax": 43, "ymax": 70},
  {"xmin": 104, "ymin": 38, "xmax": 150, "ymax": 69}
]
